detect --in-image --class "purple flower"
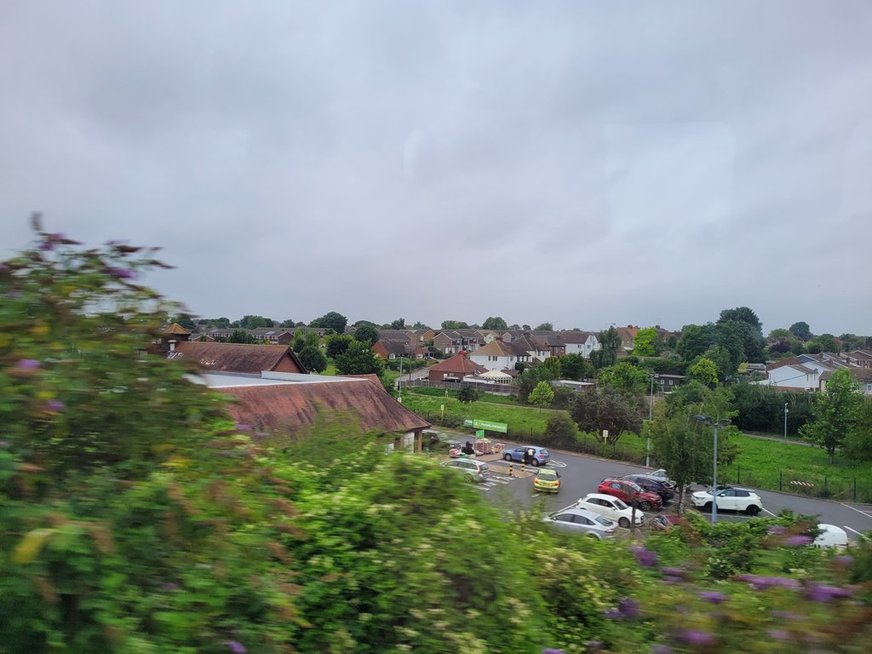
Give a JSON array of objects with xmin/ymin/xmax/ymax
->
[
  {"xmin": 833, "ymin": 555, "xmax": 854, "ymax": 566},
  {"xmin": 542, "ymin": 650, "xmax": 565, "ymax": 654},
  {"xmin": 767, "ymin": 629, "xmax": 790, "ymax": 641},
  {"xmin": 662, "ymin": 566, "xmax": 687, "ymax": 580},
  {"xmin": 806, "ymin": 584, "xmax": 851, "ymax": 603},
  {"xmin": 0, "ymin": 263, "xmax": 9, "ymax": 273},
  {"xmin": 784, "ymin": 535, "xmax": 812, "ymax": 547},
  {"xmin": 678, "ymin": 630, "xmax": 715, "ymax": 646},
  {"xmin": 771, "ymin": 610, "xmax": 800, "ymax": 621},
  {"xmin": 16, "ymin": 359, "xmax": 41, "ymax": 370},
  {"xmin": 106, "ymin": 267, "xmax": 136, "ymax": 280},
  {"xmin": 617, "ymin": 597, "xmax": 640, "ymax": 619},
  {"xmin": 234, "ymin": 422, "xmax": 252, "ymax": 432},
  {"xmin": 45, "ymin": 399, "xmax": 65, "ymax": 413},
  {"xmin": 224, "ymin": 641, "xmax": 247, "ymax": 654},
  {"xmin": 768, "ymin": 525, "xmax": 787, "ymax": 536},
  {"xmin": 699, "ymin": 590, "xmax": 727, "ymax": 604},
  {"xmin": 632, "ymin": 545, "xmax": 658, "ymax": 568},
  {"xmin": 738, "ymin": 575, "xmax": 799, "ymax": 591}
]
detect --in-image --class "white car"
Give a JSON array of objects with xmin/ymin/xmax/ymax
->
[
  {"xmin": 813, "ymin": 524, "xmax": 849, "ymax": 549},
  {"xmin": 543, "ymin": 508, "xmax": 617, "ymax": 540},
  {"xmin": 691, "ymin": 486, "xmax": 763, "ymax": 515},
  {"xmin": 577, "ymin": 493, "xmax": 645, "ymax": 528}
]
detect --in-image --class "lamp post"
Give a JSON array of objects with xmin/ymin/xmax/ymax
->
[
  {"xmin": 783, "ymin": 402, "xmax": 789, "ymax": 441},
  {"xmin": 695, "ymin": 415, "xmax": 731, "ymax": 524},
  {"xmin": 646, "ymin": 373, "xmax": 655, "ymax": 468}
]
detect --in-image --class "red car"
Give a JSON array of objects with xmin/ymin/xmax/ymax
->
[{"xmin": 597, "ymin": 478, "xmax": 663, "ymax": 511}]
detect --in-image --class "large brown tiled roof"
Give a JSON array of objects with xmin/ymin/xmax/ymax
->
[
  {"xmin": 558, "ymin": 330, "xmax": 595, "ymax": 344},
  {"xmin": 171, "ymin": 341, "xmax": 307, "ymax": 374},
  {"xmin": 471, "ymin": 340, "xmax": 514, "ymax": 358},
  {"xmin": 429, "ymin": 352, "xmax": 487, "ymax": 375},
  {"xmin": 220, "ymin": 379, "xmax": 430, "ymax": 436},
  {"xmin": 163, "ymin": 322, "xmax": 192, "ymax": 335}
]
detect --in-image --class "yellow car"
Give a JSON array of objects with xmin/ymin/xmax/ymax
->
[{"xmin": 533, "ymin": 468, "xmax": 561, "ymax": 493}]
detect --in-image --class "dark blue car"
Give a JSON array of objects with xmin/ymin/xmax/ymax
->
[{"xmin": 503, "ymin": 446, "xmax": 550, "ymax": 466}]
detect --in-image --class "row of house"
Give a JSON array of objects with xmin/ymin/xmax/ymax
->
[{"xmin": 762, "ymin": 351, "xmax": 872, "ymax": 396}]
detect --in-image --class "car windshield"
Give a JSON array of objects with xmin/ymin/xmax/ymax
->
[
  {"xmin": 594, "ymin": 516, "xmax": 613, "ymax": 526},
  {"xmin": 612, "ymin": 499, "xmax": 628, "ymax": 510},
  {"xmin": 539, "ymin": 449, "xmax": 549, "ymax": 456},
  {"xmin": 538, "ymin": 470, "xmax": 557, "ymax": 480},
  {"xmin": 478, "ymin": 463, "xmax": 488, "ymax": 472}
]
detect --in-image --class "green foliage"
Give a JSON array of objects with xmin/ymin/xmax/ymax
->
[
  {"xmin": 309, "ymin": 311, "xmax": 348, "ymax": 333},
  {"xmin": 718, "ymin": 306, "xmax": 762, "ymax": 336},
  {"xmin": 457, "ymin": 385, "xmax": 480, "ymax": 404},
  {"xmin": 730, "ymin": 384, "xmax": 815, "ymax": 435},
  {"xmin": 238, "ymin": 314, "xmax": 275, "ymax": 328},
  {"xmin": 515, "ymin": 366, "xmax": 556, "ymax": 404},
  {"xmin": 333, "ymin": 340, "xmax": 384, "ymax": 376},
  {"xmin": 229, "ymin": 328, "xmax": 257, "ymax": 343},
  {"xmin": 807, "ymin": 333, "xmax": 840, "ymax": 354},
  {"xmin": 559, "ymin": 353, "xmax": 591, "ymax": 380},
  {"xmin": 298, "ymin": 344, "xmax": 327, "ymax": 373},
  {"xmin": 528, "ymin": 381, "xmax": 555, "ymax": 409},
  {"xmin": 440, "ymin": 320, "xmax": 469, "ymax": 330},
  {"xmin": 481, "ymin": 316, "xmax": 508, "ymax": 330},
  {"xmin": 631, "ymin": 327, "xmax": 658, "ymax": 356},
  {"xmin": 800, "ymin": 369, "xmax": 864, "ymax": 456},
  {"xmin": 542, "ymin": 355, "xmax": 561, "ymax": 377},
  {"xmin": 687, "ymin": 356, "xmax": 719, "ymax": 387},
  {"xmin": 590, "ymin": 326, "xmax": 621, "ymax": 369},
  {"xmin": 789, "ymin": 320, "xmax": 812, "ymax": 341},
  {"xmin": 534, "ymin": 322, "xmax": 553, "ymax": 331},
  {"xmin": 597, "ymin": 361, "xmax": 650, "ymax": 396},
  {"xmin": 844, "ymin": 400, "xmax": 872, "ymax": 460},
  {"xmin": 325, "ymin": 333, "xmax": 353, "ymax": 359},
  {"xmin": 353, "ymin": 323, "xmax": 379, "ymax": 346},
  {"xmin": 571, "ymin": 387, "xmax": 643, "ymax": 443},
  {"xmin": 543, "ymin": 411, "xmax": 580, "ymax": 448},
  {"xmin": 634, "ymin": 355, "xmax": 687, "ymax": 376}
]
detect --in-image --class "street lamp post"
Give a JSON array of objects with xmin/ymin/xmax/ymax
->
[
  {"xmin": 695, "ymin": 415, "xmax": 731, "ymax": 525},
  {"xmin": 783, "ymin": 403, "xmax": 789, "ymax": 441},
  {"xmin": 646, "ymin": 373, "xmax": 655, "ymax": 468}
]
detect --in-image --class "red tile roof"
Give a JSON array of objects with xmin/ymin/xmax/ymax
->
[
  {"xmin": 171, "ymin": 341, "xmax": 307, "ymax": 374},
  {"xmin": 220, "ymin": 379, "xmax": 430, "ymax": 436},
  {"xmin": 428, "ymin": 351, "xmax": 487, "ymax": 375}
]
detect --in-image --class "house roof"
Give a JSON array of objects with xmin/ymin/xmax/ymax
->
[
  {"xmin": 220, "ymin": 378, "xmax": 430, "ymax": 436},
  {"xmin": 169, "ymin": 341, "xmax": 307, "ymax": 374},
  {"xmin": 429, "ymin": 352, "xmax": 487, "ymax": 375},
  {"xmin": 377, "ymin": 339, "xmax": 409, "ymax": 356},
  {"xmin": 163, "ymin": 322, "xmax": 191, "ymax": 335},
  {"xmin": 471, "ymin": 340, "xmax": 515, "ymax": 358},
  {"xmin": 558, "ymin": 330, "xmax": 595, "ymax": 344}
]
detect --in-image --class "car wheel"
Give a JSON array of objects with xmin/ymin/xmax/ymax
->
[
  {"xmin": 618, "ymin": 517, "xmax": 630, "ymax": 528},
  {"xmin": 531, "ymin": 459, "xmax": 540, "ymax": 467},
  {"xmin": 504, "ymin": 454, "xmax": 512, "ymax": 461},
  {"xmin": 639, "ymin": 501, "xmax": 651, "ymax": 511},
  {"xmin": 702, "ymin": 502, "xmax": 713, "ymax": 513},
  {"xmin": 745, "ymin": 505, "xmax": 761, "ymax": 516},
  {"xmin": 463, "ymin": 474, "xmax": 474, "ymax": 483},
  {"xmin": 586, "ymin": 533, "xmax": 600, "ymax": 540}
]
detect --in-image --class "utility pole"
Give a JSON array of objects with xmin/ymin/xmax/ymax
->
[
  {"xmin": 783, "ymin": 402, "xmax": 789, "ymax": 441},
  {"xmin": 646, "ymin": 373, "xmax": 654, "ymax": 468}
]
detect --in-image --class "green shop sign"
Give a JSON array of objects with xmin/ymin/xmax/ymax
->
[{"xmin": 463, "ymin": 418, "xmax": 508, "ymax": 434}]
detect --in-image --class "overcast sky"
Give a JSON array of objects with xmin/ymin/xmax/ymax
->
[{"xmin": 2, "ymin": 1, "xmax": 871, "ymax": 335}]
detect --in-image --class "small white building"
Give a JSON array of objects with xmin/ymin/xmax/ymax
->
[{"xmin": 559, "ymin": 330, "xmax": 601, "ymax": 359}]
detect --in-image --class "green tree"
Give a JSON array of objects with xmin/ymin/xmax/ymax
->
[
  {"xmin": 789, "ymin": 321, "xmax": 813, "ymax": 341},
  {"xmin": 571, "ymin": 387, "xmax": 644, "ymax": 442},
  {"xmin": 334, "ymin": 340, "xmax": 384, "ymax": 375},
  {"xmin": 560, "ymin": 353, "xmax": 591, "ymax": 381},
  {"xmin": 800, "ymin": 368, "xmax": 863, "ymax": 457},
  {"xmin": 807, "ymin": 333, "xmax": 840, "ymax": 354},
  {"xmin": 354, "ymin": 323, "xmax": 379, "ymax": 346},
  {"xmin": 534, "ymin": 322, "xmax": 553, "ymax": 331},
  {"xmin": 649, "ymin": 409, "xmax": 713, "ymax": 513},
  {"xmin": 440, "ymin": 320, "xmax": 469, "ymax": 329},
  {"xmin": 299, "ymin": 344, "xmax": 327, "ymax": 373},
  {"xmin": 632, "ymin": 326, "xmax": 659, "ymax": 356},
  {"xmin": 718, "ymin": 306, "xmax": 762, "ymax": 336},
  {"xmin": 516, "ymin": 366, "xmax": 556, "ymax": 404},
  {"xmin": 457, "ymin": 385, "xmax": 480, "ymax": 404},
  {"xmin": 528, "ymin": 381, "xmax": 555, "ymax": 409},
  {"xmin": 688, "ymin": 357, "xmax": 719, "ymax": 387},
  {"xmin": 325, "ymin": 333, "xmax": 353, "ymax": 359},
  {"xmin": 280, "ymin": 318, "xmax": 296, "ymax": 327},
  {"xmin": 542, "ymin": 355, "xmax": 561, "ymax": 377},
  {"xmin": 239, "ymin": 314, "xmax": 275, "ymax": 329},
  {"xmin": 170, "ymin": 313, "xmax": 197, "ymax": 330},
  {"xmin": 482, "ymin": 316, "xmax": 508, "ymax": 330},
  {"xmin": 597, "ymin": 361, "xmax": 649, "ymax": 396},
  {"xmin": 590, "ymin": 326, "xmax": 621, "ymax": 368},
  {"xmin": 844, "ymin": 399, "xmax": 872, "ymax": 460},
  {"xmin": 230, "ymin": 328, "xmax": 257, "ymax": 343},
  {"xmin": 389, "ymin": 318, "xmax": 406, "ymax": 330},
  {"xmin": 310, "ymin": 311, "xmax": 348, "ymax": 333},
  {"xmin": 544, "ymin": 411, "xmax": 579, "ymax": 448}
]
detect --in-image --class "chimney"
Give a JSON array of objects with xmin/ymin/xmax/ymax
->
[{"xmin": 169, "ymin": 340, "xmax": 177, "ymax": 352}]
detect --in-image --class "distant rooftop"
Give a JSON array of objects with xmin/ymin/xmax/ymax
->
[{"xmin": 190, "ymin": 371, "xmax": 369, "ymax": 388}]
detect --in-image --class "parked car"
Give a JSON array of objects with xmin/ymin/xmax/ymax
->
[
  {"xmin": 503, "ymin": 446, "xmax": 550, "ymax": 467},
  {"xmin": 543, "ymin": 508, "xmax": 617, "ymax": 539},
  {"xmin": 690, "ymin": 486, "xmax": 763, "ymax": 515},
  {"xmin": 621, "ymin": 474, "xmax": 675, "ymax": 501},
  {"xmin": 651, "ymin": 514, "xmax": 683, "ymax": 532},
  {"xmin": 598, "ymin": 478, "xmax": 663, "ymax": 511},
  {"xmin": 533, "ymin": 468, "xmax": 561, "ymax": 493},
  {"xmin": 440, "ymin": 458, "xmax": 490, "ymax": 483},
  {"xmin": 577, "ymin": 493, "xmax": 645, "ymax": 528}
]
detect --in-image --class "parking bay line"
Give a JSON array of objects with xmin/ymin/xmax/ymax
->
[
  {"xmin": 843, "ymin": 525, "xmax": 867, "ymax": 538},
  {"xmin": 840, "ymin": 503, "xmax": 872, "ymax": 519},
  {"xmin": 761, "ymin": 508, "xmax": 777, "ymax": 517}
]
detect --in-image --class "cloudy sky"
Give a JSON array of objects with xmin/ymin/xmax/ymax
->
[{"xmin": 2, "ymin": 1, "xmax": 871, "ymax": 335}]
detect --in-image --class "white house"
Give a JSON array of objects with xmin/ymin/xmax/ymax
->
[
  {"xmin": 469, "ymin": 339, "xmax": 530, "ymax": 372},
  {"xmin": 559, "ymin": 330, "xmax": 601, "ymax": 359},
  {"xmin": 763, "ymin": 361, "xmax": 822, "ymax": 391}
]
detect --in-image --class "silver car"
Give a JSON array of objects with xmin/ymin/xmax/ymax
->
[
  {"xmin": 543, "ymin": 507, "xmax": 617, "ymax": 539},
  {"xmin": 440, "ymin": 458, "xmax": 490, "ymax": 483}
]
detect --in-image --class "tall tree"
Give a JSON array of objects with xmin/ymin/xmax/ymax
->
[
  {"xmin": 560, "ymin": 353, "xmax": 591, "ymax": 381},
  {"xmin": 389, "ymin": 318, "xmax": 406, "ymax": 330},
  {"xmin": 309, "ymin": 311, "xmax": 348, "ymax": 333},
  {"xmin": 718, "ymin": 306, "xmax": 762, "ymax": 336},
  {"xmin": 590, "ymin": 326, "xmax": 621, "ymax": 369},
  {"xmin": 325, "ymin": 334, "xmax": 353, "ymax": 359},
  {"xmin": 229, "ymin": 329, "xmax": 257, "ymax": 344},
  {"xmin": 687, "ymin": 357, "xmax": 719, "ymax": 388},
  {"xmin": 354, "ymin": 323, "xmax": 379, "ymax": 346},
  {"xmin": 528, "ymin": 381, "xmax": 555, "ymax": 410},
  {"xmin": 542, "ymin": 356, "xmax": 561, "ymax": 377},
  {"xmin": 440, "ymin": 320, "xmax": 469, "ymax": 330},
  {"xmin": 571, "ymin": 387, "xmax": 643, "ymax": 443},
  {"xmin": 597, "ymin": 361, "xmax": 649, "ymax": 396},
  {"xmin": 844, "ymin": 399, "xmax": 872, "ymax": 461},
  {"xmin": 799, "ymin": 369, "xmax": 863, "ymax": 457},
  {"xmin": 298, "ymin": 345, "xmax": 327, "ymax": 373},
  {"xmin": 239, "ymin": 315, "xmax": 275, "ymax": 329},
  {"xmin": 806, "ymin": 333, "xmax": 840, "ymax": 354},
  {"xmin": 789, "ymin": 321, "xmax": 812, "ymax": 341},
  {"xmin": 334, "ymin": 340, "xmax": 384, "ymax": 375},
  {"xmin": 482, "ymin": 316, "xmax": 508, "ymax": 330},
  {"xmin": 632, "ymin": 327, "xmax": 659, "ymax": 357},
  {"xmin": 534, "ymin": 322, "xmax": 554, "ymax": 331}
]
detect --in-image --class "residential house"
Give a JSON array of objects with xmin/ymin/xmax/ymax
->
[
  {"xmin": 763, "ymin": 358, "xmax": 824, "ymax": 391},
  {"xmin": 559, "ymin": 330, "xmax": 601, "ymax": 359},
  {"xmin": 821, "ymin": 367, "xmax": 872, "ymax": 397},
  {"xmin": 843, "ymin": 350, "xmax": 872, "ymax": 369},
  {"xmin": 372, "ymin": 338, "xmax": 412, "ymax": 360},
  {"xmin": 469, "ymin": 339, "xmax": 531, "ymax": 373},
  {"xmin": 431, "ymin": 329, "xmax": 481, "ymax": 356},
  {"xmin": 250, "ymin": 327, "xmax": 294, "ymax": 344},
  {"xmin": 427, "ymin": 351, "xmax": 487, "ymax": 382},
  {"xmin": 530, "ymin": 331, "xmax": 565, "ymax": 358},
  {"xmin": 654, "ymin": 374, "xmax": 686, "ymax": 392},
  {"xmin": 168, "ymin": 341, "xmax": 307, "ymax": 375},
  {"xmin": 615, "ymin": 325, "xmax": 640, "ymax": 354}
]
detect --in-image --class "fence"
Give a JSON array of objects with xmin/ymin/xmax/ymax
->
[
  {"xmin": 400, "ymin": 379, "xmax": 517, "ymax": 396},
  {"xmin": 724, "ymin": 464, "xmax": 872, "ymax": 503}
]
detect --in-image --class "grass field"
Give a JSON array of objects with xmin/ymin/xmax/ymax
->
[{"xmin": 402, "ymin": 389, "xmax": 872, "ymax": 502}]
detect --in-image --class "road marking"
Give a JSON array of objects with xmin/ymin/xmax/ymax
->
[
  {"xmin": 532, "ymin": 492, "xmax": 541, "ymax": 498},
  {"xmin": 843, "ymin": 525, "xmax": 865, "ymax": 538},
  {"xmin": 840, "ymin": 503, "xmax": 872, "ymax": 519},
  {"xmin": 762, "ymin": 508, "xmax": 776, "ymax": 517},
  {"xmin": 547, "ymin": 460, "xmax": 568, "ymax": 468}
]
